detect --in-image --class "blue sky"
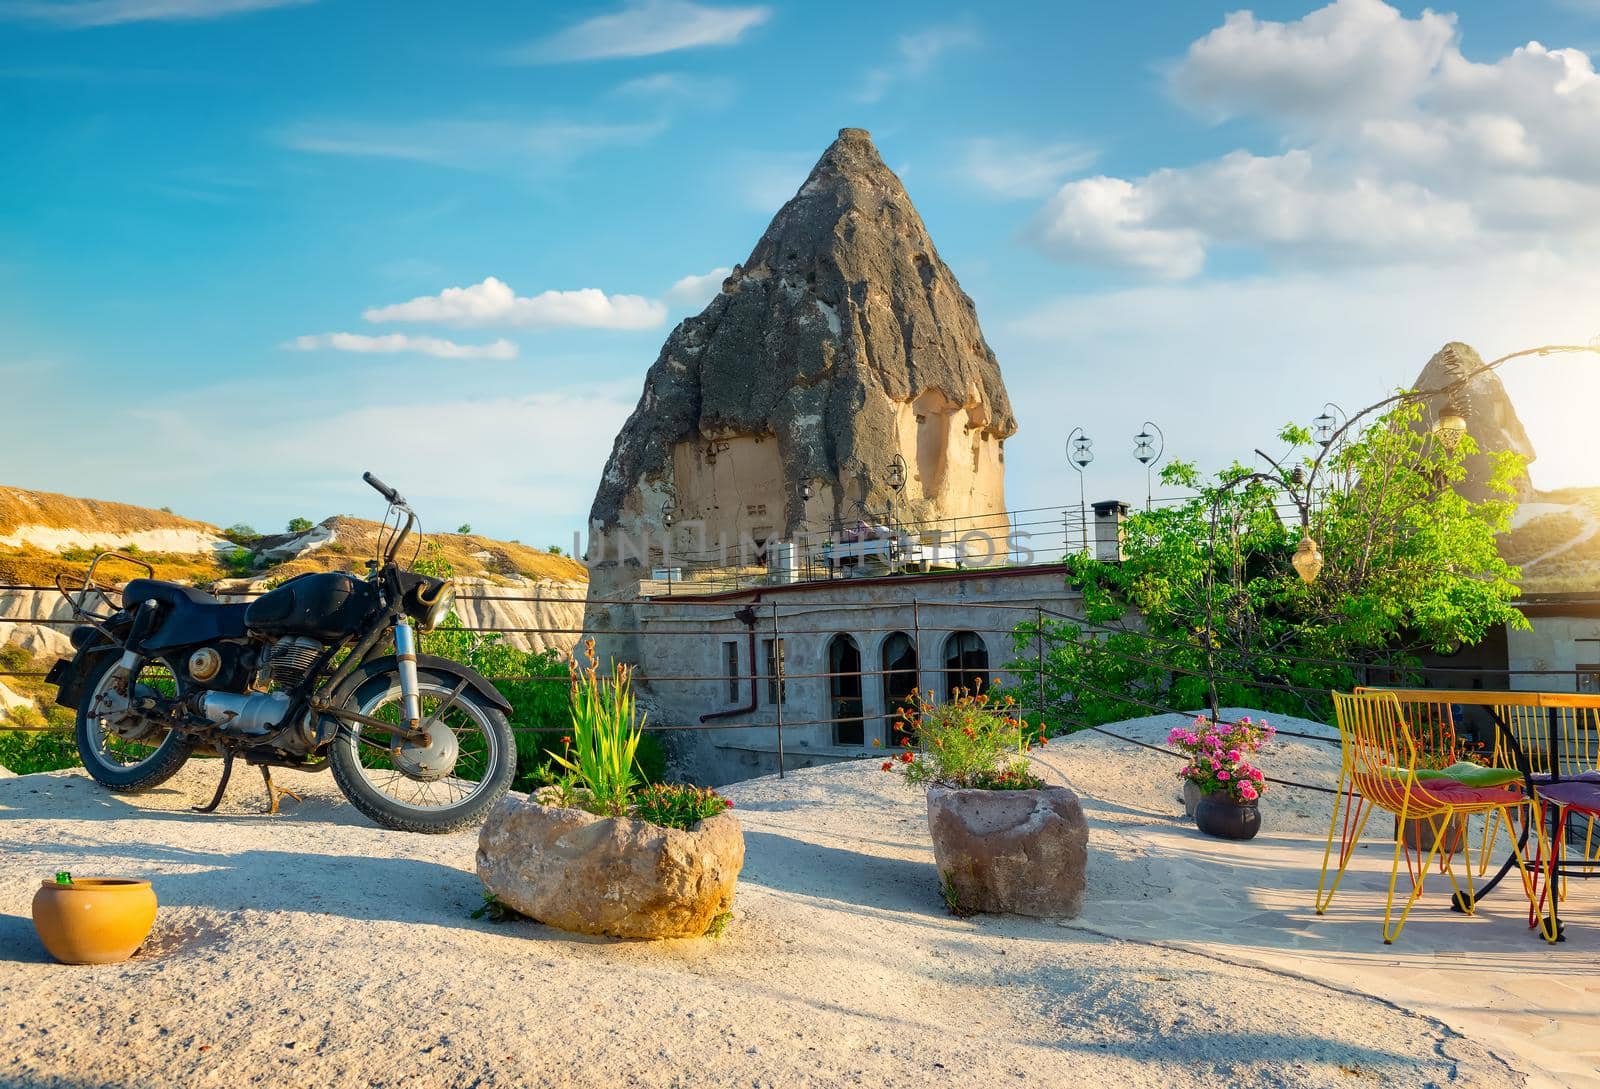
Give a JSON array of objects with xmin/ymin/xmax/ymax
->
[{"xmin": 4, "ymin": 0, "xmax": 1600, "ymax": 545}]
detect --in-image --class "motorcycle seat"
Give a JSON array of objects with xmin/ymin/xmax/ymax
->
[{"xmin": 122, "ymin": 578, "xmax": 249, "ymax": 649}]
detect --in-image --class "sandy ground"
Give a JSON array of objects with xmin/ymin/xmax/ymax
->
[{"xmin": 0, "ymin": 709, "xmax": 1595, "ymax": 1088}]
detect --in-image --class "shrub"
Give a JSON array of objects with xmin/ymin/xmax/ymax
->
[
  {"xmin": 457, "ymin": 523, "xmax": 472, "ymax": 535},
  {"xmin": 286, "ymin": 517, "xmax": 314, "ymax": 534},
  {"xmin": 631, "ymin": 783, "xmax": 732, "ymax": 831},
  {"xmin": 884, "ymin": 686, "xmax": 1045, "ymax": 791},
  {"xmin": 549, "ymin": 639, "xmax": 642, "ymax": 816},
  {"xmin": 223, "ymin": 524, "xmax": 260, "ymax": 545},
  {"xmin": 0, "ymin": 708, "xmax": 78, "ymax": 775}
]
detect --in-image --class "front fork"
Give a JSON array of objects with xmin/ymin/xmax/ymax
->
[{"xmin": 393, "ymin": 621, "xmax": 422, "ymax": 727}]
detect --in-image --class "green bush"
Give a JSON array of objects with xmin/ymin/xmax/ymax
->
[
  {"xmin": 631, "ymin": 783, "xmax": 731, "ymax": 830},
  {"xmin": 0, "ymin": 705, "xmax": 78, "ymax": 774},
  {"xmin": 287, "ymin": 517, "xmax": 314, "ymax": 534}
]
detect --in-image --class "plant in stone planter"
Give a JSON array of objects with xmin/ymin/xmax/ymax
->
[
  {"xmin": 1168, "ymin": 716, "xmax": 1272, "ymax": 840},
  {"xmin": 475, "ymin": 641, "xmax": 744, "ymax": 940},
  {"xmin": 885, "ymin": 687, "xmax": 1087, "ymax": 917}
]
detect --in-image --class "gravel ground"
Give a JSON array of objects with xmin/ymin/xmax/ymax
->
[{"xmin": 0, "ymin": 710, "xmax": 1555, "ymax": 1088}]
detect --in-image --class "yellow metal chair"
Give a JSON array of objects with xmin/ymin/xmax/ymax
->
[{"xmin": 1316, "ymin": 690, "xmax": 1547, "ymax": 944}]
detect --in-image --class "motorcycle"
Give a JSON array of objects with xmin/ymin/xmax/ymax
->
[{"xmin": 45, "ymin": 472, "xmax": 516, "ymax": 833}]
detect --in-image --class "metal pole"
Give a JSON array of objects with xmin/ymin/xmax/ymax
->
[
  {"xmin": 772, "ymin": 601, "xmax": 784, "ymax": 779},
  {"xmin": 1079, "ymin": 473, "xmax": 1088, "ymax": 556},
  {"xmin": 1035, "ymin": 605, "xmax": 1046, "ymax": 735},
  {"xmin": 912, "ymin": 598, "xmax": 923, "ymax": 703}
]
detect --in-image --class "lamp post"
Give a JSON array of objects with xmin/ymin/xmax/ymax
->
[
  {"xmin": 1067, "ymin": 428, "xmax": 1094, "ymax": 555},
  {"xmin": 885, "ymin": 455, "xmax": 906, "ymax": 572},
  {"xmin": 660, "ymin": 496, "xmax": 677, "ymax": 589},
  {"xmin": 1133, "ymin": 421, "xmax": 1164, "ymax": 511}
]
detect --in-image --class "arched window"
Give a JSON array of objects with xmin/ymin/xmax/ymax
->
[
  {"xmin": 880, "ymin": 632, "xmax": 919, "ymax": 747},
  {"xmin": 943, "ymin": 630, "xmax": 989, "ymax": 697},
  {"xmin": 828, "ymin": 634, "xmax": 865, "ymax": 746}
]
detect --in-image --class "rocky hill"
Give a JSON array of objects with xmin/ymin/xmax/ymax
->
[{"xmin": 0, "ymin": 485, "xmax": 589, "ymax": 696}]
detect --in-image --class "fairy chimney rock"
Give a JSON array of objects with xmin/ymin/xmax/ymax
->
[
  {"xmin": 587, "ymin": 127, "xmax": 1016, "ymax": 593},
  {"xmin": 1413, "ymin": 342, "xmax": 1535, "ymax": 502}
]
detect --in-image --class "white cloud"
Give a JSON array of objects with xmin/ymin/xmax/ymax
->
[
  {"xmin": 1029, "ymin": 1, "xmax": 1600, "ymax": 278},
  {"xmin": 663, "ymin": 267, "xmax": 731, "ymax": 308},
  {"xmin": 511, "ymin": 1, "xmax": 770, "ymax": 63},
  {"xmin": 0, "ymin": 0, "xmax": 311, "ymax": 25},
  {"xmin": 610, "ymin": 71, "xmax": 734, "ymax": 108},
  {"xmin": 1171, "ymin": 0, "xmax": 1455, "ymax": 125},
  {"xmin": 960, "ymin": 136, "xmax": 1096, "ymax": 200},
  {"xmin": 1030, "ymin": 176, "xmax": 1204, "ymax": 279},
  {"xmin": 285, "ymin": 332, "xmax": 518, "ymax": 361},
  {"xmin": 858, "ymin": 22, "xmax": 978, "ymax": 103},
  {"xmin": 363, "ymin": 277, "xmax": 667, "ymax": 331},
  {"xmin": 277, "ymin": 119, "xmax": 661, "ymax": 172}
]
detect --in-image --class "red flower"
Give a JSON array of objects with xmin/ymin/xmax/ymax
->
[
  {"xmin": 881, "ymin": 761, "xmax": 894, "ymax": 772},
  {"xmin": 723, "ymin": 799, "xmax": 734, "ymax": 808},
  {"xmin": 898, "ymin": 751, "xmax": 914, "ymax": 764},
  {"xmin": 559, "ymin": 736, "xmax": 572, "ymax": 746},
  {"xmin": 1038, "ymin": 735, "xmax": 1048, "ymax": 746}
]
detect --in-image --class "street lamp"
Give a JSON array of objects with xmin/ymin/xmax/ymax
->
[
  {"xmin": 1067, "ymin": 428, "xmax": 1093, "ymax": 555},
  {"xmin": 1133, "ymin": 421, "xmax": 1164, "ymax": 511},
  {"xmin": 885, "ymin": 455, "xmax": 907, "ymax": 572},
  {"xmin": 1312, "ymin": 403, "xmax": 1347, "ymax": 448}
]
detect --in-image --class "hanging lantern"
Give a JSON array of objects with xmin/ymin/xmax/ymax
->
[
  {"xmin": 1291, "ymin": 535, "xmax": 1324, "ymax": 584},
  {"xmin": 1432, "ymin": 401, "xmax": 1468, "ymax": 450},
  {"xmin": 1069, "ymin": 434, "xmax": 1095, "ymax": 470}
]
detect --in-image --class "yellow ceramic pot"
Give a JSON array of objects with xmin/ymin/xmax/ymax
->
[{"xmin": 31, "ymin": 878, "xmax": 158, "ymax": 965}]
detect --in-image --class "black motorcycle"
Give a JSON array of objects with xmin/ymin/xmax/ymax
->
[{"xmin": 45, "ymin": 472, "xmax": 516, "ymax": 833}]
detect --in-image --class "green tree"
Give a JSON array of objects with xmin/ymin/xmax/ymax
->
[
  {"xmin": 547, "ymin": 545, "xmax": 563, "ymax": 556},
  {"xmin": 457, "ymin": 523, "xmax": 472, "ymax": 535},
  {"xmin": 1012, "ymin": 401, "xmax": 1526, "ymax": 728},
  {"xmin": 287, "ymin": 516, "xmax": 314, "ymax": 533}
]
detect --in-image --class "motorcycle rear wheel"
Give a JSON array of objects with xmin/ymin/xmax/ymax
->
[
  {"xmin": 328, "ymin": 668, "xmax": 515, "ymax": 834},
  {"xmin": 75, "ymin": 654, "xmax": 196, "ymax": 792}
]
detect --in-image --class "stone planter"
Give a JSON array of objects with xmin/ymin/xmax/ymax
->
[
  {"xmin": 1181, "ymin": 779, "xmax": 1202, "ymax": 817},
  {"xmin": 925, "ymin": 784, "xmax": 1088, "ymax": 918},
  {"xmin": 475, "ymin": 794, "xmax": 744, "ymax": 940},
  {"xmin": 32, "ymin": 877, "xmax": 157, "ymax": 964},
  {"xmin": 1194, "ymin": 794, "xmax": 1261, "ymax": 840},
  {"xmin": 1400, "ymin": 812, "xmax": 1466, "ymax": 854}
]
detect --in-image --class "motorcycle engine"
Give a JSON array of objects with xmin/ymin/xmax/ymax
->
[{"xmin": 265, "ymin": 636, "xmax": 325, "ymax": 688}]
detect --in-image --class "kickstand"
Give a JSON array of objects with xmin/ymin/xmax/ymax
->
[
  {"xmin": 192, "ymin": 750, "xmax": 235, "ymax": 813},
  {"xmin": 260, "ymin": 766, "xmax": 302, "ymax": 816}
]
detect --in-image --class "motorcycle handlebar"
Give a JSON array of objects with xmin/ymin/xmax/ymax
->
[{"xmin": 362, "ymin": 471, "xmax": 404, "ymax": 506}]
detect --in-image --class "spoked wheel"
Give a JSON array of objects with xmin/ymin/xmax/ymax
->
[
  {"xmin": 76, "ymin": 655, "xmax": 196, "ymax": 791},
  {"xmin": 328, "ymin": 668, "xmax": 515, "ymax": 834}
]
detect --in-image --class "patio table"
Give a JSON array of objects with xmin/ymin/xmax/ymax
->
[{"xmin": 1361, "ymin": 687, "xmax": 1600, "ymax": 942}]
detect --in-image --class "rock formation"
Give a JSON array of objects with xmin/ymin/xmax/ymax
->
[
  {"xmin": 1412, "ymin": 342, "xmax": 1535, "ymax": 502},
  {"xmin": 587, "ymin": 128, "xmax": 1016, "ymax": 605}
]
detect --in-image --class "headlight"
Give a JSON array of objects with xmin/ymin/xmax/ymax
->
[{"xmin": 417, "ymin": 579, "xmax": 455, "ymax": 631}]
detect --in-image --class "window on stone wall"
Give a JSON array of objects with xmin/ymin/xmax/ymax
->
[
  {"xmin": 723, "ymin": 640, "xmax": 740, "ymax": 703},
  {"xmin": 829, "ymin": 633, "xmax": 865, "ymax": 746},
  {"xmin": 943, "ymin": 630, "xmax": 989, "ymax": 698},
  {"xmin": 763, "ymin": 637, "xmax": 786, "ymax": 705}
]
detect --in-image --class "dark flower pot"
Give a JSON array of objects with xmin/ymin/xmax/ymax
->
[
  {"xmin": 1194, "ymin": 794, "xmax": 1261, "ymax": 840},
  {"xmin": 1399, "ymin": 812, "xmax": 1465, "ymax": 854}
]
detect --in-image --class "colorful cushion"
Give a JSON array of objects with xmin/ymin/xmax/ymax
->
[
  {"xmin": 1432, "ymin": 762, "xmax": 1523, "ymax": 788},
  {"xmin": 1407, "ymin": 779, "xmax": 1522, "ymax": 807}
]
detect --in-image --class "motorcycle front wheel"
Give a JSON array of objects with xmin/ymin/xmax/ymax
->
[{"xmin": 328, "ymin": 668, "xmax": 515, "ymax": 834}]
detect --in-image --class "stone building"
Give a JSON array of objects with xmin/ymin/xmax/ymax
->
[{"xmin": 636, "ymin": 566, "xmax": 1086, "ymax": 785}]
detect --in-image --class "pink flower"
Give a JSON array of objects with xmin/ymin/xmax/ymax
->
[
  {"xmin": 1218, "ymin": 770, "xmax": 1231, "ymax": 781},
  {"xmin": 1209, "ymin": 759, "xmax": 1220, "ymax": 770},
  {"xmin": 1239, "ymin": 782, "xmax": 1258, "ymax": 801},
  {"xmin": 1251, "ymin": 768, "xmax": 1264, "ymax": 781}
]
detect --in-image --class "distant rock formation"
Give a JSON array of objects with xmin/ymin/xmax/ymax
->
[
  {"xmin": 1412, "ymin": 342, "xmax": 1535, "ymax": 502},
  {"xmin": 587, "ymin": 128, "xmax": 1016, "ymax": 607}
]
